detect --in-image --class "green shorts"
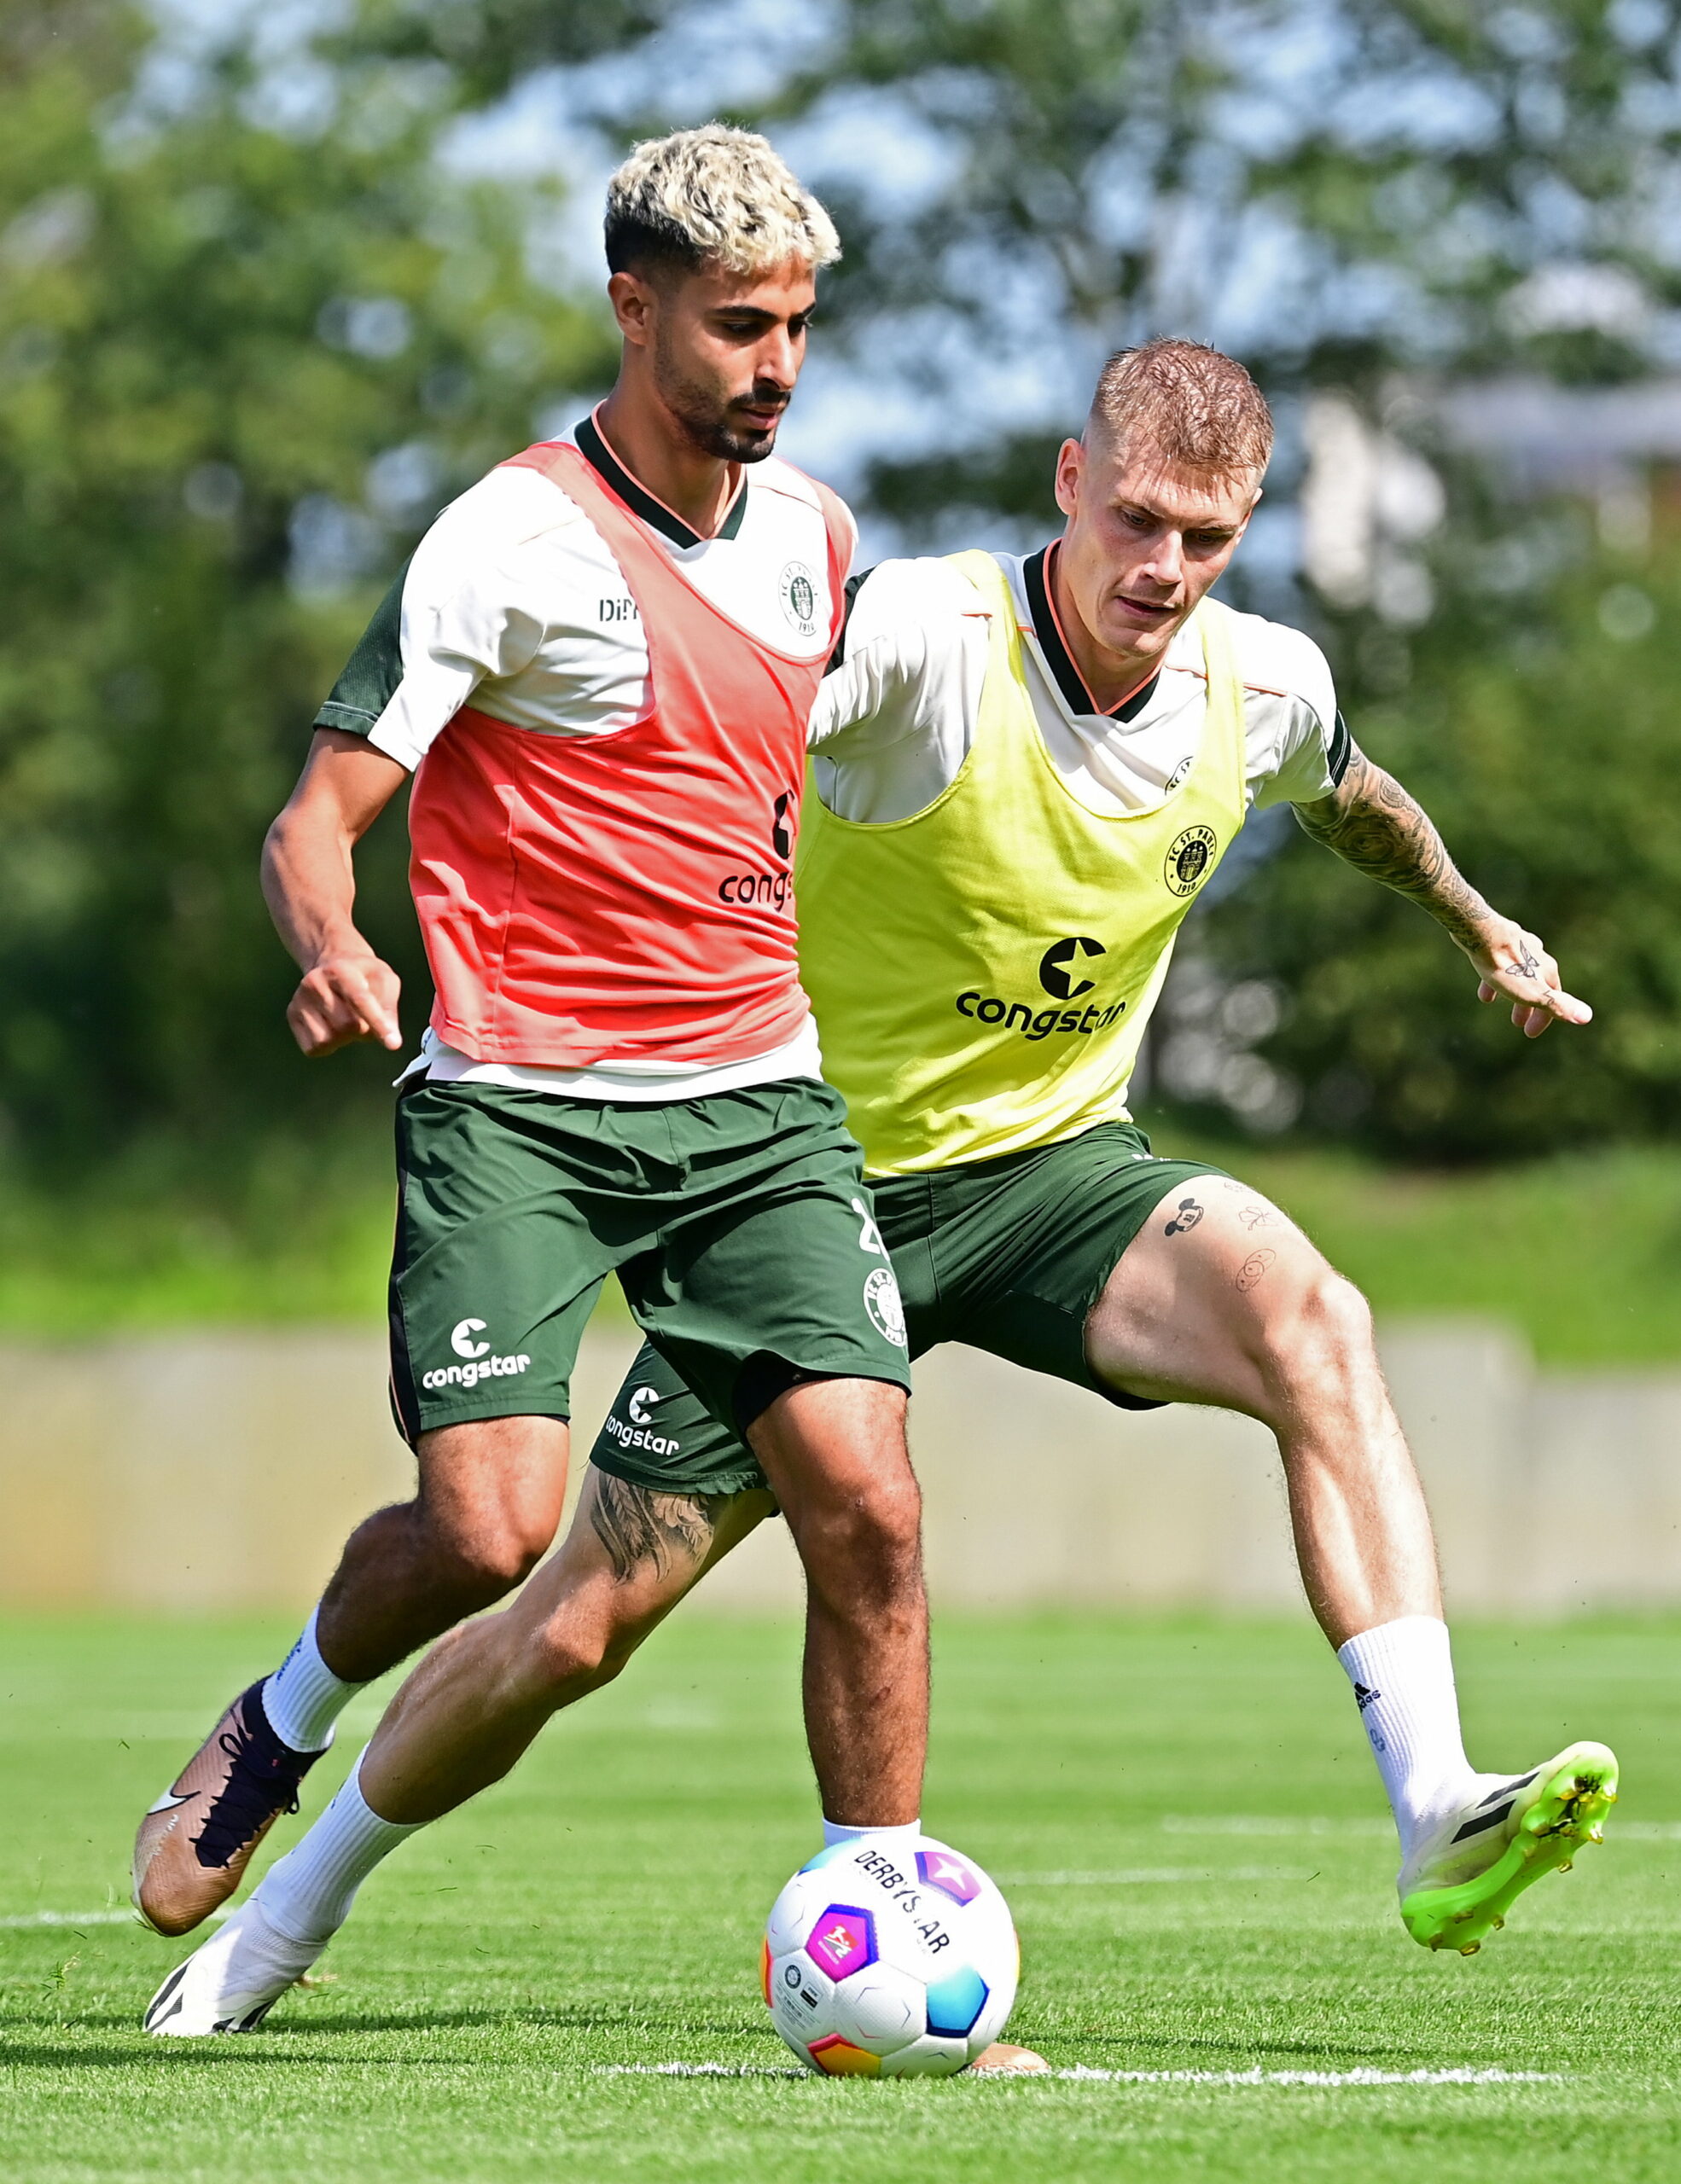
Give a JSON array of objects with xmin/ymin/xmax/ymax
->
[
  {"xmin": 387, "ymin": 1075, "xmax": 910, "ymax": 1449},
  {"xmin": 588, "ymin": 1119, "xmax": 1231, "ymax": 1499}
]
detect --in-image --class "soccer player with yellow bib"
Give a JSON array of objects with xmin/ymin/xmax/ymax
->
[
  {"xmin": 590, "ymin": 340, "xmax": 1617, "ymax": 1958},
  {"xmin": 152, "ymin": 340, "xmax": 1615, "ymax": 2036}
]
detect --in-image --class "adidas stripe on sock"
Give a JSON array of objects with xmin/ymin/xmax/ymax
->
[
  {"xmin": 1336, "ymin": 1615, "xmax": 1478, "ymax": 1860},
  {"xmin": 261, "ymin": 1606, "xmax": 369, "ymax": 1756}
]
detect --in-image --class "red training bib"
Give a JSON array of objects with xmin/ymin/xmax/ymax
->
[{"xmin": 408, "ymin": 442, "xmax": 851, "ymax": 1069}]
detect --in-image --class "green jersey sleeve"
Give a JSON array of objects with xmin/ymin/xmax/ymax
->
[{"xmin": 314, "ymin": 563, "xmax": 408, "ymax": 738}]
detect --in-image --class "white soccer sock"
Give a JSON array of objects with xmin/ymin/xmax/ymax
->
[
  {"xmin": 261, "ymin": 1606, "xmax": 368, "ymax": 1755},
  {"xmin": 1336, "ymin": 1615, "xmax": 1480, "ymax": 1857},
  {"xmin": 211, "ymin": 1896, "xmax": 323, "ymax": 1993},
  {"xmin": 823, "ymin": 1818, "xmax": 922, "ymax": 1849},
  {"xmin": 254, "ymin": 1749, "xmax": 422, "ymax": 1948}
]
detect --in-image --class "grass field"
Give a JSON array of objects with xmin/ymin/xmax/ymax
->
[{"xmin": 3, "ymin": 1612, "xmax": 1678, "ymax": 2181}]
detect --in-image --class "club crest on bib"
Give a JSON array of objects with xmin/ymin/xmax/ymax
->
[
  {"xmin": 1164, "ymin": 824, "xmax": 1218, "ymax": 897},
  {"xmin": 779, "ymin": 561, "xmax": 821, "ymax": 640}
]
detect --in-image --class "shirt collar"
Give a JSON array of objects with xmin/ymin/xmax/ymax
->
[
  {"xmin": 573, "ymin": 408, "xmax": 747, "ymax": 548},
  {"xmin": 1022, "ymin": 543, "xmax": 1160, "ymax": 723}
]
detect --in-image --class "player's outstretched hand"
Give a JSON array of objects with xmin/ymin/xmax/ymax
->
[
  {"xmin": 1469, "ymin": 918, "xmax": 1591, "ymax": 1039},
  {"xmin": 287, "ymin": 953, "xmax": 403, "ymax": 1056}
]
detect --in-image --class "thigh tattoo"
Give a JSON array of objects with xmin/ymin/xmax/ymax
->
[{"xmin": 590, "ymin": 1473, "xmax": 724, "ymax": 1585}]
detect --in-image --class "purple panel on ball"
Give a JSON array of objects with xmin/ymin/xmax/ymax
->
[
  {"xmin": 916, "ymin": 1850, "xmax": 982, "ymax": 1905},
  {"xmin": 806, "ymin": 1905, "xmax": 877, "ymax": 1981}
]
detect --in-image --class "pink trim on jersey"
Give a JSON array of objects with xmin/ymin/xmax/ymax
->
[
  {"xmin": 586, "ymin": 403, "xmax": 747, "ymax": 540},
  {"xmin": 1039, "ymin": 541, "xmax": 1160, "ymax": 716},
  {"xmin": 407, "ymin": 441, "xmax": 852, "ymax": 1069}
]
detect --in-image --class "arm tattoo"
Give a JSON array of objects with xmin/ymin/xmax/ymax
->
[
  {"xmin": 1294, "ymin": 749, "xmax": 1488, "ymax": 952},
  {"xmin": 590, "ymin": 1473, "xmax": 723, "ymax": 1586}
]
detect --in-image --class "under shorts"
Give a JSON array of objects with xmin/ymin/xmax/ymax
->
[{"xmin": 587, "ymin": 1119, "xmax": 1232, "ymax": 1500}]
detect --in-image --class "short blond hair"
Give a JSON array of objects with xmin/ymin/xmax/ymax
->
[
  {"xmin": 1088, "ymin": 340, "xmax": 1273, "ymax": 474},
  {"xmin": 605, "ymin": 125, "xmax": 840, "ymax": 280}
]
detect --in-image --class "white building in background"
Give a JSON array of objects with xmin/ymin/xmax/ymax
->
[
  {"xmin": 1300, "ymin": 376, "xmax": 1681, "ymax": 624},
  {"xmin": 1300, "ymin": 393, "xmax": 1446, "ymax": 620}
]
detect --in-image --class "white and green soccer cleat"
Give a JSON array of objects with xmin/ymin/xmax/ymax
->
[
  {"xmin": 144, "ymin": 1897, "xmax": 322, "ymax": 2036},
  {"xmin": 1398, "ymin": 1741, "xmax": 1618, "ymax": 1955}
]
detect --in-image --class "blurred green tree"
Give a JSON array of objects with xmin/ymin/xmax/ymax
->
[
  {"xmin": 340, "ymin": 0, "xmax": 1681, "ymax": 1161},
  {"xmin": 0, "ymin": 0, "xmax": 613, "ymax": 1171},
  {"xmin": 342, "ymin": 0, "xmax": 1681, "ymax": 527},
  {"xmin": 1192, "ymin": 520, "xmax": 1681, "ymax": 1159},
  {"xmin": 11, "ymin": 0, "xmax": 1681, "ymax": 1178},
  {"xmin": 334, "ymin": 0, "xmax": 1681, "ymax": 1162}
]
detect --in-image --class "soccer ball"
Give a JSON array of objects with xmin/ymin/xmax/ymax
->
[{"xmin": 762, "ymin": 1833, "xmax": 1019, "ymax": 2077}]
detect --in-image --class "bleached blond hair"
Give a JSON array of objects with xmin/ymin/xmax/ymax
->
[{"xmin": 604, "ymin": 125, "xmax": 840, "ymax": 281}]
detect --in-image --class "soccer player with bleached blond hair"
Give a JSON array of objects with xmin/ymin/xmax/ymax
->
[
  {"xmin": 144, "ymin": 313, "xmax": 1618, "ymax": 2050},
  {"xmin": 134, "ymin": 125, "xmax": 944, "ymax": 2031}
]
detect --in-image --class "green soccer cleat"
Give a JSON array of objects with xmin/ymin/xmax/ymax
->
[{"xmin": 1398, "ymin": 1741, "xmax": 1618, "ymax": 1955}]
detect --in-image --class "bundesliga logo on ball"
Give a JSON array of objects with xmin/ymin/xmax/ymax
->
[{"xmin": 762, "ymin": 1834, "xmax": 1019, "ymax": 2076}]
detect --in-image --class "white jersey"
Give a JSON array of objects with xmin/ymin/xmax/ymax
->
[
  {"xmin": 317, "ymin": 409, "xmax": 852, "ymax": 1101},
  {"xmin": 808, "ymin": 550, "xmax": 1347, "ymax": 824}
]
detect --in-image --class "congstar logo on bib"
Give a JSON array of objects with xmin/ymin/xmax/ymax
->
[
  {"xmin": 1038, "ymin": 935, "xmax": 1104, "ymax": 1002},
  {"xmin": 953, "ymin": 935, "xmax": 1129, "ymax": 1044},
  {"xmin": 716, "ymin": 792, "xmax": 797, "ymax": 911}
]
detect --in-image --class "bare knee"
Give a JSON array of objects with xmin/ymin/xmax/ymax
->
[
  {"xmin": 527, "ymin": 1605, "xmax": 643, "ymax": 1700},
  {"xmin": 418, "ymin": 1500, "xmax": 555, "ymax": 1602},
  {"xmin": 1255, "ymin": 1257, "xmax": 1379, "ymax": 1395},
  {"xmin": 797, "ymin": 1472, "xmax": 924, "ymax": 1612},
  {"xmin": 410, "ymin": 1415, "xmax": 568, "ymax": 1606}
]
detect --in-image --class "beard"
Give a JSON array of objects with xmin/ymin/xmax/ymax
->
[{"xmin": 653, "ymin": 345, "xmax": 786, "ymax": 463}]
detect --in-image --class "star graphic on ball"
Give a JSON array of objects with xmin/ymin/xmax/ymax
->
[{"xmin": 916, "ymin": 1850, "xmax": 982, "ymax": 1905}]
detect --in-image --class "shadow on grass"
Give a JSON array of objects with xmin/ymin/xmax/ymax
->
[
  {"xmin": 17, "ymin": 1991, "xmax": 1472, "ymax": 2079},
  {"xmin": 7, "ymin": 1997, "xmax": 774, "ymax": 2065}
]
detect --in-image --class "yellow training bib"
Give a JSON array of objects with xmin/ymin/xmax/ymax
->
[{"xmin": 796, "ymin": 549, "xmax": 1248, "ymax": 1175}]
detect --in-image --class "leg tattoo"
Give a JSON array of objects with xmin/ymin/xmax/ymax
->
[
  {"xmin": 590, "ymin": 1474, "xmax": 724, "ymax": 1586},
  {"xmin": 1236, "ymin": 1247, "xmax": 1277, "ymax": 1293}
]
